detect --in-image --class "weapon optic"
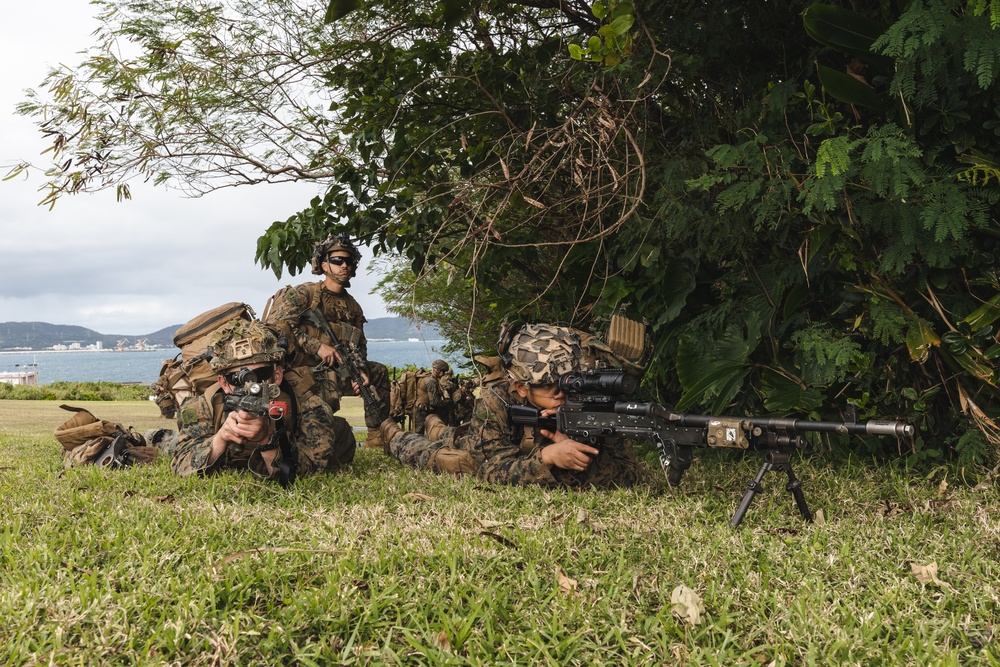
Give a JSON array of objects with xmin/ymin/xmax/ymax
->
[
  {"xmin": 511, "ymin": 369, "xmax": 915, "ymax": 527},
  {"xmin": 223, "ymin": 368, "xmax": 287, "ymax": 420}
]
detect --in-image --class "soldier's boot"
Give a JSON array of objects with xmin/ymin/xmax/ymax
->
[
  {"xmin": 428, "ymin": 447, "xmax": 476, "ymax": 475},
  {"xmin": 379, "ymin": 418, "xmax": 403, "ymax": 456},
  {"xmin": 424, "ymin": 414, "xmax": 448, "ymax": 441},
  {"xmin": 364, "ymin": 428, "xmax": 385, "ymax": 451}
]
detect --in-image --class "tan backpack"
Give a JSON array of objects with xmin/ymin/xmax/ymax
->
[
  {"xmin": 160, "ymin": 302, "xmax": 256, "ymax": 413},
  {"xmin": 389, "ymin": 369, "xmax": 430, "ymax": 423},
  {"xmin": 54, "ymin": 404, "xmax": 158, "ymax": 468}
]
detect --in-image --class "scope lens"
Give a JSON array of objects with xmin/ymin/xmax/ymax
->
[
  {"xmin": 558, "ymin": 370, "xmax": 637, "ymax": 396},
  {"xmin": 226, "ymin": 365, "xmax": 274, "ymax": 387}
]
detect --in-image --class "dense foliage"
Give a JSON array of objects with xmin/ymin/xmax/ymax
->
[
  {"xmin": 0, "ymin": 381, "xmax": 152, "ymax": 401},
  {"xmin": 15, "ymin": 0, "xmax": 1000, "ymax": 463}
]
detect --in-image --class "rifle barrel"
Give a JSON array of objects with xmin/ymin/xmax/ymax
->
[{"xmin": 613, "ymin": 402, "xmax": 914, "ymax": 438}]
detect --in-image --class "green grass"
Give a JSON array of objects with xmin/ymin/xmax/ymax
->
[{"xmin": 2, "ymin": 399, "xmax": 999, "ymax": 665}]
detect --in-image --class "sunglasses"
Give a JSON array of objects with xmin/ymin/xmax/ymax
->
[
  {"xmin": 225, "ymin": 365, "xmax": 274, "ymax": 387},
  {"xmin": 325, "ymin": 256, "xmax": 356, "ymax": 267}
]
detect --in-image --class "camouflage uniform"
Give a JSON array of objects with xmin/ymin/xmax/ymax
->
[
  {"xmin": 170, "ymin": 319, "xmax": 356, "ymax": 480},
  {"xmin": 386, "ymin": 322, "xmax": 643, "ymax": 486},
  {"xmin": 265, "ymin": 280, "xmax": 391, "ymax": 444},
  {"xmin": 386, "ymin": 414, "xmax": 475, "ymax": 474},
  {"xmin": 450, "ymin": 379, "xmax": 477, "ymax": 425},
  {"xmin": 171, "ymin": 388, "xmax": 355, "ymax": 479},
  {"xmin": 469, "ymin": 380, "xmax": 638, "ymax": 488},
  {"xmin": 385, "ymin": 379, "xmax": 637, "ymax": 486}
]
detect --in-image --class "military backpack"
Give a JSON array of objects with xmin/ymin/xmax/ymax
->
[
  {"xmin": 389, "ymin": 369, "xmax": 431, "ymax": 426},
  {"xmin": 157, "ymin": 302, "xmax": 256, "ymax": 417}
]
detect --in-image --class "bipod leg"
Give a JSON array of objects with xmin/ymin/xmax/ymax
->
[
  {"xmin": 730, "ymin": 450, "xmax": 813, "ymax": 528},
  {"xmin": 774, "ymin": 453, "xmax": 812, "ymax": 523},
  {"xmin": 730, "ymin": 458, "xmax": 771, "ymax": 528}
]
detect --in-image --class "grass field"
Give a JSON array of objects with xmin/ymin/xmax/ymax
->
[{"xmin": 2, "ymin": 398, "xmax": 999, "ymax": 665}]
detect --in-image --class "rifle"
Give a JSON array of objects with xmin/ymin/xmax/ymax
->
[
  {"xmin": 510, "ymin": 369, "xmax": 914, "ymax": 527},
  {"xmin": 304, "ymin": 307, "xmax": 387, "ymax": 422},
  {"xmin": 222, "ymin": 367, "xmax": 295, "ymax": 487}
]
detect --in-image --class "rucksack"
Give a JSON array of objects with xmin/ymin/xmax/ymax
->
[
  {"xmin": 159, "ymin": 302, "xmax": 256, "ymax": 416},
  {"xmin": 54, "ymin": 404, "xmax": 158, "ymax": 468},
  {"xmin": 389, "ymin": 369, "xmax": 430, "ymax": 423}
]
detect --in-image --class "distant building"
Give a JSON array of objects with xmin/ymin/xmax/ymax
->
[{"xmin": 0, "ymin": 371, "xmax": 38, "ymax": 386}]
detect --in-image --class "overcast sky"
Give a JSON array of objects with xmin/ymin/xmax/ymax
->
[{"xmin": 0, "ymin": 2, "xmax": 390, "ymax": 336}]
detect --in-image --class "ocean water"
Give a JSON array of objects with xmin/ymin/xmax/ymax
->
[{"xmin": 0, "ymin": 340, "xmax": 453, "ymax": 384}]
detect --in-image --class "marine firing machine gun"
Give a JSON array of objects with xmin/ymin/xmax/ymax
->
[{"xmin": 510, "ymin": 369, "xmax": 915, "ymax": 527}]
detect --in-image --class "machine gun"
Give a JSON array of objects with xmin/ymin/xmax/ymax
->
[
  {"xmin": 304, "ymin": 307, "xmax": 387, "ymax": 422},
  {"xmin": 223, "ymin": 367, "xmax": 288, "ymax": 420},
  {"xmin": 510, "ymin": 369, "xmax": 914, "ymax": 527}
]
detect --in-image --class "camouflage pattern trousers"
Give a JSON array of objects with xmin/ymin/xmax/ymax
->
[
  {"xmin": 387, "ymin": 415, "xmax": 475, "ymax": 474},
  {"xmin": 344, "ymin": 361, "xmax": 391, "ymax": 430}
]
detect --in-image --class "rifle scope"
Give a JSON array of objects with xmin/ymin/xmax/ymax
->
[{"xmin": 558, "ymin": 369, "xmax": 637, "ymax": 397}]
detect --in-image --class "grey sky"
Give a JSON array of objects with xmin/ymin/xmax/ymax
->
[{"xmin": 0, "ymin": 2, "xmax": 390, "ymax": 336}]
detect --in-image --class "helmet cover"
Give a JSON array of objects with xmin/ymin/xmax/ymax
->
[
  {"xmin": 311, "ymin": 234, "xmax": 362, "ymax": 277},
  {"xmin": 209, "ymin": 319, "xmax": 285, "ymax": 372},
  {"xmin": 504, "ymin": 324, "xmax": 595, "ymax": 385}
]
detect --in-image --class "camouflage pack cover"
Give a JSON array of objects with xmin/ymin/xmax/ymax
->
[
  {"xmin": 209, "ymin": 319, "xmax": 285, "ymax": 372},
  {"xmin": 310, "ymin": 234, "xmax": 362, "ymax": 276},
  {"xmin": 505, "ymin": 323, "xmax": 647, "ymax": 385}
]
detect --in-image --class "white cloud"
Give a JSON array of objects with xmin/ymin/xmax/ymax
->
[{"xmin": 0, "ymin": 1, "xmax": 390, "ymax": 336}]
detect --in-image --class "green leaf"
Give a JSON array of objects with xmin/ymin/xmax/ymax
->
[
  {"xmin": 906, "ymin": 319, "xmax": 941, "ymax": 363},
  {"xmin": 802, "ymin": 4, "xmax": 894, "ymax": 72},
  {"xmin": 324, "ymin": 0, "xmax": 360, "ymax": 23},
  {"xmin": 962, "ymin": 293, "xmax": 1000, "ymax": 332},
  {"xmin": 568, "ymin": 43, "xmax": 584, "ymax": 60},
  {"xmin": 816, "ymin": 64, "xmax": 887, "ymax": 111},
  {"xmin": 609, "ymin": 14, "xmax": 635, "ymax": 35},
  {"xmin": 762, "ymin": 370, "xmax": 824, "ymax": 412}
]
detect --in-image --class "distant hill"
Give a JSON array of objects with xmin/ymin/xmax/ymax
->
[{"xmin": 0, "ymin": 318, "xmax": 439, "ymax": 351}]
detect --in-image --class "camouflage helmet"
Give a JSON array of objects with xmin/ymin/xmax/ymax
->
[
  {"xmin": 431, "ymin": 359, "xmax": 450, "ymax": 373},
  {"xmin": 311, "ymin": 234, "xmax": 362, "ymax": 277},
  {"xmin": 209, "ymin": 319, "xmax": 285, "ymax": 372},
  {"xmin": 503, "ymin": 324, "xmax": 595, "ymax": 385}
]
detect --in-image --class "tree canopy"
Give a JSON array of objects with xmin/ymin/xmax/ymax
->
[{"xmin": 16, "ymin": 0, "xmax": 1000, "ymax": 463}]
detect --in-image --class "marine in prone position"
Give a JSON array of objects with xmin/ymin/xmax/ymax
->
[
  {"xmin": 170, "ymin": 319, "xmax": 356, "ymax": 484},
  {"xmin": 381, "ymin": 322, "xmax": 644, "ymax": 489}
]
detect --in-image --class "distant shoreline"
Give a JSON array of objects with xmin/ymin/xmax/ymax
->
[
  {"xmin": 0, "ymin": 339, "xmax": 447, "ymax": 355},
  {"xmin": 0, "ymin": 348, "xmax": 171, "ymax": 355}
]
